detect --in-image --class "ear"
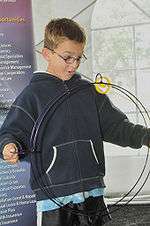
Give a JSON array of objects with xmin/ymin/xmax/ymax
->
[{"xmin": 42, "ymin": 48, "xmax": 51, "ymax": 61}]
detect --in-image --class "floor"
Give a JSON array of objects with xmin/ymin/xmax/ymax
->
[{"xmin": 105, "ymin": 204, "xmax": 150, "ymax": 226}]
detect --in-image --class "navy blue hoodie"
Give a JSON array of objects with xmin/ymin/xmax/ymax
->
[{"xmin": 0, "ymin": 72, "xmax": 149, "ymax": 201}]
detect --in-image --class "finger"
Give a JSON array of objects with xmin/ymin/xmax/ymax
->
[
  {"xmin": 3, "ymin": 151, "xmax": 19, "ymax": 160},
  {"xmin": 3, "ymin": 147, "xmax": 18, "ymax": 159},
  {"xmin": 5, "ymin": 158, "xmax": 19, "ymax": 164},
  {"xmin": 9, "ymin": 148, "xmax": 18, "ymax": 154},
  {"xmin": 4, "ymin": 154, "xmax": 19, "ymax": 162}
]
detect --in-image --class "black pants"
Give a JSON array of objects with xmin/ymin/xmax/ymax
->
[{"xmin": 41, "ymin": 196, "xmax": 111, "ymax": 226}]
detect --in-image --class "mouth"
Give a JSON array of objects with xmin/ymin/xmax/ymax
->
[{"xmin": 68, "ymin": 70, "xmax": 75, "ymax": 75}]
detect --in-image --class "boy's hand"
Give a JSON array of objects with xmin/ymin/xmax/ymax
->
[{"xmin": 2, "ymin": 143, "xmax": 19, "ymax": 164}]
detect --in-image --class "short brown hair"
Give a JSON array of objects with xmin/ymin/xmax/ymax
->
[{"xmin": 44, "ymin": 18, "xmax": 86, "ymax": 49}]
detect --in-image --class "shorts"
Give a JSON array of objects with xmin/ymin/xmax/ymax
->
[{"xmin": 41, "ymin": 196, "xmax": 112, "ymax": 226}]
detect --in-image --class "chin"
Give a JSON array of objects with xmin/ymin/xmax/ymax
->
[{"xmin": 63, "ymin": 74, "xmax": 73, "ymax": 80}]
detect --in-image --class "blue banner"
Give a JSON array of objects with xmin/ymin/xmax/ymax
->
[{"xmin": 0, "ymin": 0, "xmax": 37, "ymax": 225}]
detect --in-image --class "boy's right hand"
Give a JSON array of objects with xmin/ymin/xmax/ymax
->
[{"xmin": 2, "ymin": 143, "xmax": 19, "ymax": 164}]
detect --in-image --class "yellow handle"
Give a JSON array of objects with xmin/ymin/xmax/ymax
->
[{"xmin": 95, "ymin": 75, "xmax": 111, "ymax": 94}]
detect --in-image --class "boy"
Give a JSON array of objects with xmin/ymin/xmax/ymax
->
[{"xmin": 0, "ymin": 18, "xmax": 150, "ymax": 226}]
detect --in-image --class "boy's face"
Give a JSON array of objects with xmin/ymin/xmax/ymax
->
[{"xmin": 42, "ymin": 39, "xmax": 85, "ymax": 81}]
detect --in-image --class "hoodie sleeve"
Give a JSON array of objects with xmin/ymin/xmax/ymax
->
[
  {"xmin": 96, "ymin": 93, "xmax": 150, "ymax": 149},
  {"xmin": 0, "ymin": 87, "xmax": 37, "ymax": 159}
]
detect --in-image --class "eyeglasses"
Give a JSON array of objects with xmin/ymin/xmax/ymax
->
[{"xmin": 46, "ymin": 47, "xmax": 87, "ymax": 64}]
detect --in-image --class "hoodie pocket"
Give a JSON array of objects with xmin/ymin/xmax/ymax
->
[{"xmin": 46, "ymin": 139, "xmax": 102, "ymax": 186}]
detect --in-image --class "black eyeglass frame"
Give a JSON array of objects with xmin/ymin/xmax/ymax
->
[{"xmin": 45, "ymin": 47, "xmax": 87, "ymax": 64}]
